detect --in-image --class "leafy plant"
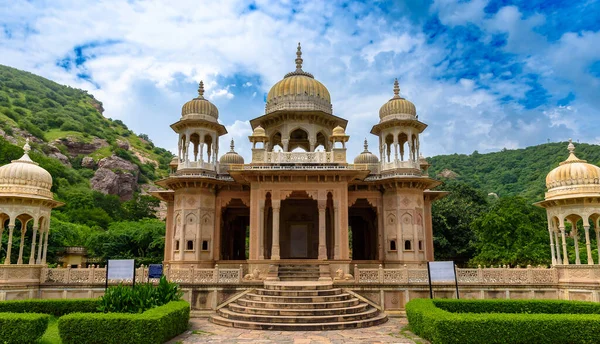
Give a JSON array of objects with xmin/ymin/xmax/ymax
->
[{"xmin": 98, "ymin": 276, "xmax": 182, "ymax": 314}]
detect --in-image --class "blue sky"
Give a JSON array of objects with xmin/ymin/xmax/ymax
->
[{"xmin": 1, "ymin": 0, "xmax": 599, "ymax": 160}]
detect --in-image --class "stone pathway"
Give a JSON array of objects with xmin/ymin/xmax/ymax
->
[{"xmin": 168, "ymin": 318, "xmax": 428, "ymax": 344}]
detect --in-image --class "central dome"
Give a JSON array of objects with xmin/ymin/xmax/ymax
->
[{"xmin": 265, "ymin": 43, "xmax": 332, "ymax": 115}]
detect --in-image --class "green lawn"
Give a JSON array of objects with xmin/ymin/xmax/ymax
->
[{"xmin": 38, "ymin": 316, "xmax": 61, "ymax": 344}]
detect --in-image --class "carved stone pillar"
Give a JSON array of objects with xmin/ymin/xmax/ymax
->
[
  {"xmin": 28, "ymin": 225, "xmax": 38, "ymax": 265},
  {"xmin": 36, "ymin": 228, "xmax": 44, "ymax": 264},
  {"xmin": 548, "ymin": 226, "xmax": 556, "ymax": 266},
  {"xmin": 259, "ymin": 200, "xmax": 265, "ymax": 260},
  {"xmin": 560, "ymin": 225, "xmax": 568, "ymax": 265},
  {"xmin": 554, "ymin": 230, "xmax": 562, "ymax": 264},
  {"xmin": 0, "ymin": 226, "xmax": 4, "ymax": 261},
  {"xmin": 596, "ymin": 228, "xmax": 600, "ymax": 265},
  {"xmin": 318, "ymin": 200, "xmax": 327, "ymax": 260},
  {"xmin": 572, "ymin": 223, "xmax": 581, "ymax": 265},
  {"xmin": 333, "ymin": 202, "xmax": 340, "ymax": 259},
  {"xmin": 17, "ymin": 225, "xmax": 26, "ymax": 264},
  {"xmin": 4, "ymin": 225, "xmax": 14, "ymax": 265},
  {"xmin": 282, "ymin": 139, "xmax": 289, "ymax": 152},
  {"xmin": 584, "ymin": 225, "xmax": 593, "ymax": 265},
  {"xmin": 42, "ymin": 229, "xmax": 49, "ymax": 264},
  {"xmin": 185, "ymin": 133, "xmax": 191, "ymax": 163},
  {"xmin": 179, "ymin": 223, "xmax": 186, "ymax": 261},
  {"xmin": 271, "ymin": 200, "xmax": 281, "ymax": 260},
  {"xmin": 393, "ymin": 139, "xmax": 398, "ymax": 161}
]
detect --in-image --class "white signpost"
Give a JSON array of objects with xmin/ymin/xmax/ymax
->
[
  {"xmin": 105, "ymin": 259, "xmax": 136, "ymax": 289},
  {"xmin": 427, "ymin": 261, "xmax": 459, "ymax": 299}
]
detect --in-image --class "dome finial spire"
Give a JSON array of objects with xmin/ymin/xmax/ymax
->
[
  {"xmin": 230, "ymin": 139, "xmax": 235, "ymax": 152},
  {"xmin": 568, "ymin": 138, "xmax": 575, "ymax": 154},
  {"xmin": 295, "ymin": 42, "xmax": 303, "ymax": 71},
  {"xmin": 198, "ymin": 81, "xmax": 205, "ymax": 99},
  {"xmin": 23, "ymin": 138, "xmax": 31, "ymax": 154},
  {"xmin": 364, "ymin": 138, "xmax": 368, "ymax": 152},
  {"xmin": 393, "ymin": 78, "xmax": 400, "ymax": 98}
]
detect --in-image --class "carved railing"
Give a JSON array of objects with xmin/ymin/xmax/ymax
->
[
  {"xmin": 380, "ymin": 160, "xmax": 420, "ymax": 171},
  {"xmin": 250, "ymin": 150, "xmax": 348, "ymax": 164},
  {"xmin": 353, "ymin": 265, "xmax": 559, "ymax": 285},
  {"xmin": 39, "ymin": 264, "xmax": 243, "ymax": 285},
  {"xmin": 177, "ymin": 160, "xmax": 216, "ymax": 171}
]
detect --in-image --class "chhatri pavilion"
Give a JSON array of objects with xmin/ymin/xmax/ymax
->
[{"xmin": 152, "ymin": 43, "xmax": 446, "ymax": 279}]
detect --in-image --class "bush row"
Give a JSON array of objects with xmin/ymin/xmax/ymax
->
[
  {"xmin": 0, "ymin": 298, "xmax": 100, "ymax": 316},
  {"xmin": 406, "ymin": 299, "xmax": 600, "ymax": 344},
  {"xmin": 0, "ymin": 312, "xmax": 49, "ymax": 344},
  {"xmin": 433, "ymin": 298, "xmax": 600, "ymax": 315},
  {"xmin": 58, "ymin": 300, "xmax": 190, "ymax": 344}
]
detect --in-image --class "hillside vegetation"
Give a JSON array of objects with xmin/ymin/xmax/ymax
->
[
  {"xmin": 0, "ymin": 64, "xmax": 173, "ymax": 266},
  {"xmin": 427, "ymin": 142, "xmax": 600, "ymax": 202}
]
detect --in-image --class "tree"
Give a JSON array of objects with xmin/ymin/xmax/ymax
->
[
  {"xmin": 85, "ymin": 219, "xmax": 165, "ymax": 266},
  {"xmin": 471, "ymin": 196, "xmax": 550, "ymax": 267},
  {"xmin": 432, "ymin": 181, "xmax": 489, "ymax": 265}
]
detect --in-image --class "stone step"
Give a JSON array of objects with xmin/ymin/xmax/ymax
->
[
  {"xmin": 236, "ymin": 297, "xmax": 360, "ymax": 309},
  {"xmin": 278, "ymin": 266, "xmax": 320, "ymax": 271},
  {"xmin": 277, "ymin": 271, "xmax": 321, "ymax": 276},
  {"xmin": 245, "ymin": 292, "xmax": 352, "ymax": 303},
  {"xmin": 217, "ymin": 307, "xmax": 380, "ymax": 324},
  {"xmin": 279, "ymin": 277, "xmax": 320, "ymax": 281},
  {"xmin": 255, "ymin": 288, "xmax": 342, "ymax": 296},
  {"xmin": 227, "ymin": 302, "xmax": 370, "ymax": 316},
  {"xmin": 263, "ymin": 282, "xmax": 333, "ymax": 290},
  {"xmin": 209, "ymin": 313, "xmax": 389, "ymax": 331}
]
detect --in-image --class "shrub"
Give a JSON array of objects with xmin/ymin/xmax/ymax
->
[
  {"xmin": 99, "ymin": 276, "xmax": 183, "ymax": 313},
  {"xmin": 406, "ymin": 299, "xmax": 600, "ymax": 344},
  {"xmin": 433, "ymin": 298, "xmax": 600, "ymax": 315},
  {"xmin": 0, "ymin": 299, "xmax": 101, "ymax": 316},
  {"xmin": 0, "ymin": 312, "xmax": 49, "ymax": 344},
  {"xmin": 59, "ymin": 300, "xmax": 190, "ymax": 344}
]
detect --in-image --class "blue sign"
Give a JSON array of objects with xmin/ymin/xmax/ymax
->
[{"xmin": 148, "ymin": 264, "xmax": 163, "ymax": 279}]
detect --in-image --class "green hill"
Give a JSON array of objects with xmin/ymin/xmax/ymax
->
[{"xmin": 427, "ymin": 142, "xmax": 600, "ymax": 201}]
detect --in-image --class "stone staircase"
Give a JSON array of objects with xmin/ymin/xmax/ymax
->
[
  {"xmin": 209, "ymin": 281, "xmax": 388, "ymax": 330},
  {"xmin": 277, "ymin": 264, "xmax": 320, "ymax": 281}
]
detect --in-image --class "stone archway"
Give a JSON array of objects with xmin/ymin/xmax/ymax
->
[{"xmin": 279, "ymin": 191, "xmax": 318, "ymax": 259}]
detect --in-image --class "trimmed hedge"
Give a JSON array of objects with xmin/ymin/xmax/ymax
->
[
  {"xmin": 0, "ymin": 312, "xmax": 49, "ymax": 344},
  {"xmin": 406, "ymin": 299, "xmax": 600, "ymax": 344},
  {"xmin": 58, "ymin": 300, "xmax": 190, "ymax": 344},
  {"xmin": 433, "ymin": 298, "xmax": 600, "ymax": 315},
  {"xmin": 0, "ymin": 298, "xmax": 101, "ymax": 316}
]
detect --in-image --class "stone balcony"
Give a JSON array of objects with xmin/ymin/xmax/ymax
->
[
  {"xmin": 380, "ymin": 160, "xmax": 420, "ymax": 171},
  {"xmin": 176, "ymin": 160, "xmax": 216, "ymax": 172},
  {"xmin": 251, "ymin": 148, "xmax": 347, "ymax": 164}
]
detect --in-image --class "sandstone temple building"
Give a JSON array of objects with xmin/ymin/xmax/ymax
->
[{"xmin": 151, "ymin": 43, "xmax": 446, "ymax": 279}]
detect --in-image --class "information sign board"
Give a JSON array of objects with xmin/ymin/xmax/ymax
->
[
  {"xmin": 148, "ymin": 264, "xmax": 163, "ymax": 279},
  {"xmin": 427, "ymin": 261, "xmax": 459, "ymax": 299},
  {"xmin": 105, "ymin": 259, "xmax": 136, "ymax": 288}
]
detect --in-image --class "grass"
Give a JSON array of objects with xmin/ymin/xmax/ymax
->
[
  {"xmin": 45, "ymin": 129, "xmax": 91, "ymax": 142},
  {"xmin": 38, "ymin": 316, "xmax": 61, "ymax": 344}
]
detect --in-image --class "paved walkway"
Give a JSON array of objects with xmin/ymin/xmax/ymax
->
[{"xmin": 168, "ymin": 318, "xmax": 427, "ymax": 344}]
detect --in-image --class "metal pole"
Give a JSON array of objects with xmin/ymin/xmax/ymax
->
[
  {"xmin": 427, "ymin": 262, "xmax": 433, "ymax": 299},
  {"xmin": 105, "ymin": 260, "xmax": 109, "ymax": 291},
  {"xmin": 453, "ymin": 263, "xmax": 460, "ymax": 299}
]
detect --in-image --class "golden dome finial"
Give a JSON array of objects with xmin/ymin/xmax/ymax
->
[
  {"xmin": 568, "ymin": 138, "xmax": 575, "ymax": 154},
  {"xmin": 393, "ymin": 78, "xmax": 400, "ymax": 98},
  {"xmin": 23, "ymin": 138, "xmax": 31, "ymax": 154},
  {"xmin": 364, "ymin": 138, "xmax": 369, "ymax": 152},
  {"xmin": 198, "ymin": 81, "xmax": 205, "ymax": 99},
  {"xmin": 295, "ymin": 42, "xmax": 303, "ymax": 71},
  {"xmin": 230, "ymin": 139, "xmax": 235, "ymax": 152}
]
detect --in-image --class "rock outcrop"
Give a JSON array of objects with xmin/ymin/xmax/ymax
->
[
  {"xmin": 56, "ymin": 137, "xmax": 108, "ymax": 156},
  {"xmin": 90, "ymin": 155, "xmax": 139, "ymax": 201},
  {"xmin": 81, "ymin": 157, "xmax": 96, "ymax": 169},
  {"xmin": 116, "ymin": 139, "xmax": 130, "ymax": 150},
  {"xmin": 437, "ymin": 169, "xmax": 459, "ymax": 179}
]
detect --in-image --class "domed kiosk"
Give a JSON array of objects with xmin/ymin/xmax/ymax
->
[
  {"xmin": 0, "ymin": 140, "xmax": 63, "ymax": 265},
  {"xmin": 536, "ymin": 140, "xmax": 600, "ymax": 265}
]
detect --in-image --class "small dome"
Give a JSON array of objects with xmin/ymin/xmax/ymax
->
[
  {"xmin": 181, "ymin": 81, "xmax": 219, "ymax": 120},
  {"xmin": 265, "ymin": 43, "xmax": 332, "ymax": 115},
  {"xmin": 379, "ymin": 79, "xmax": 416, "ymax": 120},
  {"xmin": 545, "ymin": 140, "xmax": 600, "ymax": 198},
  {"xmin": 252, "ymin": 125, "xmax": 267, "ymax": 137},
  {"xmin": 0, "ymin": 140, "xmax": 53, "ymax": 199},
  {"xmin": 332, "ymin": 126, "xmax": 345, "ymax": 136},
  {"xmin": 169, "ymin": 157, "xmax": 178, "ymax": 167},
  {"xmin": 220, "ymin": 140, "xmax": 245, "ymax": 165},
  {"xmin": 354, "ymin": 139, "xmax": 379, "ymax": 164}
]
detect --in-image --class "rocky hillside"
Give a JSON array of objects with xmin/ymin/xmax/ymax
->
[
  {"xmin": 0, "ymin": 64, "xmax": 173, "ymax": 200},
  {"xmin": 427, "ymin": 141, "xmax": 600, "ymax": 202}
]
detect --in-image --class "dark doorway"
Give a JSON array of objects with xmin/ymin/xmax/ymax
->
[
  {"xmin": 220, "ymin": 199, "xmax": 250, "ymax": 260},
  {"xmin": 349, "ymin": 199, "xmax": 378, "ymax": 260}
]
